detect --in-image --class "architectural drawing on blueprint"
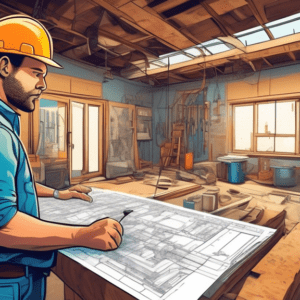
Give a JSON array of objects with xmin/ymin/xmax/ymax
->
[{"xmin": 39, "ymin": 188, "xmax": 275, "ymax": 300}]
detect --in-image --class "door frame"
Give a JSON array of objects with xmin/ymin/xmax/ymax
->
[
  {"xmin": 69, "ymin": 98, "xmax": 106, "ymax": 184},
  {"xmin": 106, "ymin": 102, "xmax": 139, "ymax": 171}
]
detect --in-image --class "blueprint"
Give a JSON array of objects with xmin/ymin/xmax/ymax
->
[{"xmin": 39, "ymin": 188, "xmax": 276, "ymax": 300}]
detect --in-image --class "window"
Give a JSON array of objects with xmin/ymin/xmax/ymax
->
[
  {"xmin": 37, "ymin": 99, "xmax": 67, "ymax": 159},
  {"xmin": 232, "ymin": 100, "xmax": 299, "ymax": 155}
]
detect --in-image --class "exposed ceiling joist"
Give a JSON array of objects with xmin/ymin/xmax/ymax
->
[
  {"xmin": 245, "ymin": 0, "xmax": 274, "ymax": 40},
  {"xmin": 119, "ymin": 16, "xmax": 180, "ymax": 51},
  {"xmin": 51, "ymin": 0, "xmax": 74, "ymax": 17},
  {"xmin": 201, "ymin": 2, "xmax": 235, "ymax": 36},
  {"xmin": 123, "ymin": 33, "xmax": 300, "ymax": 79},
  {"xmin": 262, "ymin": 57, "xmax": 272, "ymax": 67},
  {"xmin": 242, "ymin": 58, "xmax": 256, "ymax": 71},
  {"xmin": 287, "ymin": 51, "xmax": 296, "ymax": 62},
  {"xmin": 246, "ymin": 0, "xmax": 268, "ymax": 24},
  {"xmin": 117, "ymin": 2, "xmax": 196, "ymax": 48}
]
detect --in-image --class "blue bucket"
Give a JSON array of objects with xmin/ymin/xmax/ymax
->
[
  {"xmin": 272, "ymin": 166, "xmax": 296, "ymax": 187},
  {"xmin": 227, "ymin": 162, "xmax": 244, "ymax": 184}
]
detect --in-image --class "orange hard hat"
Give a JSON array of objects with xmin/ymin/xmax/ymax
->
[{"xmin": 0, "ymin": 15, "xmax": 62, "ymax": 68}]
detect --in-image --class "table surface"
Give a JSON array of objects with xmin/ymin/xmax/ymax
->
[{"xmin": 39, "ymin": 188, "xmax": 275, "ymax": 300}]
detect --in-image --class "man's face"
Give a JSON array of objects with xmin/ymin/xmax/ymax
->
[{"xmin": 3, "ymin": 57, "xmax": 47, "ymax": 112}]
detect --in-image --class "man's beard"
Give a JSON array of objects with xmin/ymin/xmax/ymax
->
[{"xmin": 3, "ymin": 72, "xmax": 36, "ymax": 112}]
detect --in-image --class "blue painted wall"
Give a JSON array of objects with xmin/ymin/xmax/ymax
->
[{"xmin": 49, "ymin": 54, "xmax": 300, "ymax": 168}]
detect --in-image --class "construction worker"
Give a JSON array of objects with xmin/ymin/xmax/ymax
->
[{"xmin": 0, "ymin": 15, "xmax": 123, "ymax": 299}]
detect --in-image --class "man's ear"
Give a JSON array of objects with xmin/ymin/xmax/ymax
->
[{"xmin": 0, "ymin": 56, "xmax": 11, "ymax": 78}]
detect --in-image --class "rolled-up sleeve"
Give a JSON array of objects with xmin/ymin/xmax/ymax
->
[{"xmin": 0, "ymin": 128, "xmax": 18, "ymax": 227}]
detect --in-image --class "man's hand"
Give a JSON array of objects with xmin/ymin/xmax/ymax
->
[
  {"xmin": 58, "ymin": 185, "xmax": 93, "ymax": 203},
  {"xmin": 74, "ymin": 218, "xmax": 123, "ymax": 251}
]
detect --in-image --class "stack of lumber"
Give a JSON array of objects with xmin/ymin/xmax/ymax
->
[{"xmin": 237, "ymin": 222, "xmax": 300, "ymax": 300}]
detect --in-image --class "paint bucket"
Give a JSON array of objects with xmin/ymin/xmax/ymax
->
[
  {"xmin": 272, "ymin": 166, "xmax": 296, "ymax": 187},
  {"xmin": 227, "ymin": 162, "xmax": 245, "ymax": 184},
  {"xmin": 185, "ymin": 153, "xmax": 193, "ymax": 170}
]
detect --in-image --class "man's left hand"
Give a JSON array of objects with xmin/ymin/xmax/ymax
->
[{"xmin": 58, "ymin": 185, "xmax": 93, "ymax": 203}]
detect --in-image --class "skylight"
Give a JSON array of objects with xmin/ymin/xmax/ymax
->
[
  {"xmin": 184, "ymin": 47, "xmax": 210, "ymax": 57},
  {"xmin": 201, "ymin": 39, "xmax": 231, "ymax": 54},
  {"xmin": 266, "ymin": 12, "xmax": 300, "ymax": 27},
  {"xmin": 234, "ymin": 26, "xmax": 263, "ymax": 36},
  {"xmin": 268, "ymin": 19, "xmax": 300, "ymax": 38},
  {"xmin": 234, "ymin": 26, "xmax": 270, "ymax": 46},
  {"xmin": 159, "ymin": 54, "xmax": 192, "ymax": 65}
]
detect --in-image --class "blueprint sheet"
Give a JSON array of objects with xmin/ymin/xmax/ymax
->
[{"xmin": 39, "ymin": 188, "xmax": 275, "ymax": 300}]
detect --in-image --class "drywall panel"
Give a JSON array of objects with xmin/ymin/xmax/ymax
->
[
  {"xmin": 227, "ymin": 80, "xmax": 258, "ymax": 100},
  {"xmin": 270, "ymin": 73, "xmax": 300, "ymax": 95}
]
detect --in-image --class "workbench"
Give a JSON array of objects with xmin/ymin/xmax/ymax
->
[{"xmin": 39, "ymin": 188, "xmax": 275, "ymax": 300}]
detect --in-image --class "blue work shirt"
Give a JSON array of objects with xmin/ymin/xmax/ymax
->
[{"xmin": 0, "ymin": 100, "xmax": 55, "ymax": 269}]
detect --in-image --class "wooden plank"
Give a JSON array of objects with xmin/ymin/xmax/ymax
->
[
  {"xmin": 238, "ymin": 223, "xmax": 300, "ymax": 300},
  {"xmin": 201, "ymin": 2, "xmax": 235, "ymax": 35},
  {"xmin": 202, "ymin": 2, "xmax": 235, "ymax": 36},
  {"xmin": 119, "ymin": 2, "xmax": 195, "ymax": 49},
  {"xmin": 154, "ymin": 184, "xmax": 203, "ymax": 201},
  {"xmin": 207, "ymin": 0, "xmax": 247, "ymax": 15}
]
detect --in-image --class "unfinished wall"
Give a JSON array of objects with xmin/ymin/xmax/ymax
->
[{"xmin": 151, "ymin": 79, "xmax": 227, "ymax": 164}]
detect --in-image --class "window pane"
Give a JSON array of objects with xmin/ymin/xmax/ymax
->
[
  {"xmin": 89, "ymin": 106, "xmax": 99, "ymax": 173},
  {"xmin": 160, "ymin": 54, "xmax": 192, "ymax": 65},
  {"xmin": 234, "ymin": 105, "xmax": 253, "ymax": 150},
  {"xmin": 276, "ymin": 101, "xmax": 295, "ymax": 134},
  {"xmin": 38, "ymin": 99, "xmax": 59, "ymax": 158},
  {"xmin": 275, "ymin": 137, "xmax": 295, "ymax": 153},
  {"xmin": 257, "ymin": 137, "xmax": 274, "ymax": 152},
  {"xmin": 58, "ymin": 106, "xmax": 65, "ymax": 152},
  {"xmin": 236, "ymin": 30, "xmax": 270, "ymax": 46},
  {"xmin": 269, "ymin": 20, "xmax": 300, "ymax": 38},
  {"xmin": 258, "ymin": 102, "xmax": 275, "ymax": 134},
  {"xmin": 72, "ymin": 102, "xmax": 84, "ymax": 177}
]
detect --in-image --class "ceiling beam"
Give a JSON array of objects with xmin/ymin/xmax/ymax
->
[
  {"xmin": 245, "ymin": 0, "xmax": 274, "ymax": 40},
  {"xmin": 287, "ymin": 51, "xmax": 296, "ymax": 61},
  {"xmin": 201, "ymin": 2, "xmax": 235, "ymax": 36},
  {"xmin": 283, "ymin": 45, "xmax": 297, "ymax": 61},
  {"xmin": 43, "ymin": 13, "xmax": 159, "ymax": 59},
  {"xmin": 262, "ymin": 57, "xmax": 272, "ymax": 67},
  {"xmin": 246, "ymin": 0, "xmax": 268, "ymax": 24},
  {"xmin": 242, "ymin": 58, "xmax": 256, "ymax": 72},
  {"xmin": 106, "ymin": 1, "xmax": 195, "ymax": 49},
  {"xmin": 168, "ymin": 72, "xmax": 188, "ymax": 81},
  {"xmin": 122, "ymin": 33, "xmax": 300, "ymax": 79},
  {"xmin": 119, "ymin": 17, "xmax": 180, "ymax": 51},
  {"xmin": 97, "ymin": 29, "xmax": 159, "ymax": 58},
  {"xmin": 50, "ymin": 0, "xmax": 74, "ymax": 17}
]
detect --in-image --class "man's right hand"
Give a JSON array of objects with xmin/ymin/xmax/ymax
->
[{"xmin": 74, "ymin": 218, "xmax": 123, "ymax": 251}]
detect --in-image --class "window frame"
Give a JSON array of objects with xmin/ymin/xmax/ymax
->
[{"xmin": 230, "ymin": 98, "xmax": 300, "ymax": 157}]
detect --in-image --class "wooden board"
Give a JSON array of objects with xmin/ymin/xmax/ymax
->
[
  {"xmin": 238, "ymin": 223, "xmax": 300, "ymax": 300},
  {"xmin": 83, "ymin": 179, "xmax": 201, "ymax": 200}
]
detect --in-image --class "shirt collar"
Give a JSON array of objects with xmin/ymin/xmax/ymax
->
[{"xmin": 0, "ymin": 100, "xmax": 20, "ymax": 136}]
